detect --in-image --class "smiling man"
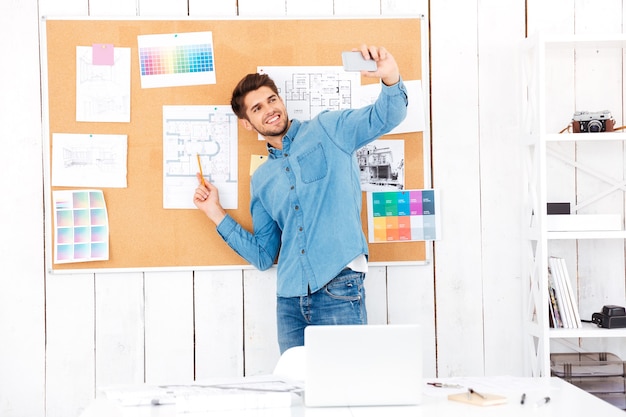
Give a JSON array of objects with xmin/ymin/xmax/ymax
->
[{"xmin": 193, "ymin": 44, "xmax": 408, "ymax": 353}]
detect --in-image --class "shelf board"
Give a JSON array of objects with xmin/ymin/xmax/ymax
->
[
  {"xmin": 548, "ymin": 230, "xmax": 626, "ymax": 240},
  {"xmin": 545, "ymin": 132, "xmax": 626, "ymax": 142},
  {"xmin": 550, "ymin": 322, "xmax": 626, "ymax": 338}
]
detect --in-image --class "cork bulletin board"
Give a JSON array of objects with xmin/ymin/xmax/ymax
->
[{"xmin": 41, "ymin": 17, "xmax": 426, "ymax": 271}]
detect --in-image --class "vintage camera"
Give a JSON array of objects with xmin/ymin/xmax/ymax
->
[
  {"xmin": 591, "ymin": 305, "xmax": 626, "ymax": 328},
  {"xmin": 572, "ymin": 110, "xmax": 615, "ymax": 133}
]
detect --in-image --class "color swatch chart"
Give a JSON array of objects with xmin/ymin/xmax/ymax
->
[
  {"xmin": 139, "ymin": 44, "xmax": 214, "ymax": 75},
  {"xmin": 137, "ymin": 31, "xmax": 216, "ymax": 88},
  {"xmin": 367, "ymin": 189, "xmax": 440, "ymax": 242},
  {"xmin": 53, "ymin": 190, "xmax": 109, "ymax": 264}
]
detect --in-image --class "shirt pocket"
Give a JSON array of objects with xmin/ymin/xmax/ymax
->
[{"xmin": 297, "ymin": 142, "xmax": 328, "ymax": 184}]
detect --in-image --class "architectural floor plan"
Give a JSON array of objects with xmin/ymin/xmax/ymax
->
[
  {"xmin": 163, "ymin": 105, "xmax": 238, "ymax": 209},
  {"xmin": 258, "ymin": 66, "xmax": 361, "ymax": 121}
]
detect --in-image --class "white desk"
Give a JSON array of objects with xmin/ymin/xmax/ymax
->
[{"xmin": 81, "ymin": 377, "xmax": 625, "ymax": 417}]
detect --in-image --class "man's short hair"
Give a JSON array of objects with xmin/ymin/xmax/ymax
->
[{"xmin": 230, "ymin": 73, "xmax": 280, "ymax": 119}]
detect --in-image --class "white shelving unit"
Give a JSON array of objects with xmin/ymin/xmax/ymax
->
[{"xmin": 521, "ymin": 33, "xmax": 626, "ymax": 377}]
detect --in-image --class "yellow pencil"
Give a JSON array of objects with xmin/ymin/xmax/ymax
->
[{"xmin": 196, "ymin": 153, "xmax": 206, "ymax": 186}]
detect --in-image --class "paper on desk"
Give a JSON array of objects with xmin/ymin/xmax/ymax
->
[
  {"xmin": 99, "ymin": 385, "xmax": 176, "ymax": 406},
  {"xmin": 99, "ymin": 376, "xmax": 300, "ymax": 413},
  {"xmin": 175, "ymin": 379, "xmax": 296, "ymax": 413}
]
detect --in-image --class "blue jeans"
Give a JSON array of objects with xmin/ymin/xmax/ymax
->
[{"xmin": 276, "ymin": 269, "xmax": 368, "ymax": 354}]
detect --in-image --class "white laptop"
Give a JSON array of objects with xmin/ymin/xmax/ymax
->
[{"xmin": 303, "ymin": 324, "xmax": 422, "ymax": 407}]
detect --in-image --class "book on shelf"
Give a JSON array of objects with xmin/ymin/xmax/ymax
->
[
  {"xmin": 556, "ymin": 257, "xmax": 582, "ymax": 328},
  {"xmin": 548, "ymin": 257, "xmax": 570, "ymax": 328},
  {"xmin": 547, "ymin": 256, "xmax": 582, "ymax": 329},
  {"xmin": 547, "ymin": 273, "xmax": 563, "ymax": 328}
]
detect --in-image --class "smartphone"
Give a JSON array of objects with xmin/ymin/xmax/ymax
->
[{"xmin": 342, "ymin": 51, "xmax": 377, "ymax": 72}]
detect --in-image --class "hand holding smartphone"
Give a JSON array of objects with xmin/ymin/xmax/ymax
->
[{"xmin": 342, "ymin": 51, "xmax": 377, "ymax": 72}]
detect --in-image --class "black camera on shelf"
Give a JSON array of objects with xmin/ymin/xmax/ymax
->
[
  {"xmin": 572, "ymin": 110, "xmax": 615, "ymax": 133},
  {"xmin": 591, "ymin": 305, "xmax": 626, "ymax": 329}
]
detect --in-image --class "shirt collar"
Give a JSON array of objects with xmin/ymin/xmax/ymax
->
[{"xmin": 267, "ymin": 119, "xmax": 300, "ymax": 159}]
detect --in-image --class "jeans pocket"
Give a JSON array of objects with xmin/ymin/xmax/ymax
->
[{"xmin": 324, "ymin": 272, "xmax": 364, "ymax": 301}]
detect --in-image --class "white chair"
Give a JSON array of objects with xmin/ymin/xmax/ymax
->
[{"xmin": 272, "ymin": 346, "xmax": 306, "ymax": 383}]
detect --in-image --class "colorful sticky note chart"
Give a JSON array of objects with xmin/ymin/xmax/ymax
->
[
  {"xmin": 367, "ymin": 189, "xmax": 441, "ymax": 243},
  {"xmin": 53, "ymin": 190, "xmax": 109, "ymax": 264}
]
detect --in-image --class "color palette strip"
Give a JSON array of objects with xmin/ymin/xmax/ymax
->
[
  {"xmin": 367, "ymin": 189, "xmax": 440, "ymax": 242},
  {"xmin": 137, "ymin": 31, "xmax": 216, "ymax": 88},
  {"xmin": 139, "ymin": 44, "xmax": 214, "ymax": 76},
  {"xmin": 53, "ymin": 190, "xmax": 109, "ymax": 264}
]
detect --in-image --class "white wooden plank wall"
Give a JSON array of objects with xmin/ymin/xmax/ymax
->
[
  {"xmin": 45, "ymin": 275, "xmax": 95, "ymax": 417},
  {"xmin": 195, "ymin": 270, "xmax": 244, "ymax": 378},
  {"xmin": 430, "ymin": 0, "xmax": 485, "ymax": 376},
  {"xmin": 0, "ymin": 1, "xmax": 46, "ymax": 417},
  {"xmin": 94, "ymin": 273, "xmax": 144, "ymax": 386},
  {"xmin": 476, "ymin": 0, "xmax": 526, "ymax": 376},
  {"xmin": 8, "ymin": 0, "xmax": 625, "ymax": 416}
]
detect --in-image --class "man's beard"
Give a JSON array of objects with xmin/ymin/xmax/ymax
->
[{"xmin": 251, "ymin": 116, "xmax": 289, "ymax": 138}]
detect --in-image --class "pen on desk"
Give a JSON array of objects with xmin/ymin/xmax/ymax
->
[
  {"xmin": 520, "ymin": 393, "xmax": 526, "ymax": 404},
  {"xmin": 196, "ymin": 153, "xmax": 206, "ymax": 187},
  {"xmin": 468, "ymin": 388, "xmax": 486, "ymax": 400},
  {"xmin": 427, "ymin": 382, "xmax": 464, "ymax": 389}
]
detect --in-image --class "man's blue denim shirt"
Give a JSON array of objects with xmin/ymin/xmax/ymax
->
[{"xmin": 217, "ymin": 78, "xmax": 408, "ymax": 297}]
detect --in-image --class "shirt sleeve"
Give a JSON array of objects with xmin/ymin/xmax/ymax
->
[
  {"xmin": 317, "ymin": 77, "xmax": 409, "ymax": 153},
  {"xmin": 216, "ymin": 211, "xmax": 280, "ymax": 271}
]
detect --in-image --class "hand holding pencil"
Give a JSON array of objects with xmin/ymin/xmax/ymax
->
[
  {"xmin": 193, "ymin": 154, "xmax": 227, "ymax": 225},
  {"xmin": 196, "ymin": 153, "xmax": 206, "ymax": 187}
]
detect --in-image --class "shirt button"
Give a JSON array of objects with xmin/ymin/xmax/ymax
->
[
  {"xmin": 295, "ymin": 205, "xmax": 299, "ymax": 210},
  {"xmin": 299, "ymin": 227, "xmax": 303, "ymax": 232},
  {"xmin": 290, "ymin": 186, "xmax": 294, "ymax": 190},
  {"xmin": 284, "ymin": 153, "xmax": 289, "ymax": 157},
  {"xmin": 301, "ymin": 249, "xmax": 305, "ymax": 254},
  {"xmin": 285, "ymin": 167, "xmax": 290, "ymax": 172}
]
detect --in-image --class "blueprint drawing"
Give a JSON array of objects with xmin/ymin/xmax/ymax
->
[
  {"xmin": 163, "ymin": 105, "xmax": 238, "ymax": 209},
  {"xmin": 257, "ymin": 66, "xmax": 361, "ymax": 121}
]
